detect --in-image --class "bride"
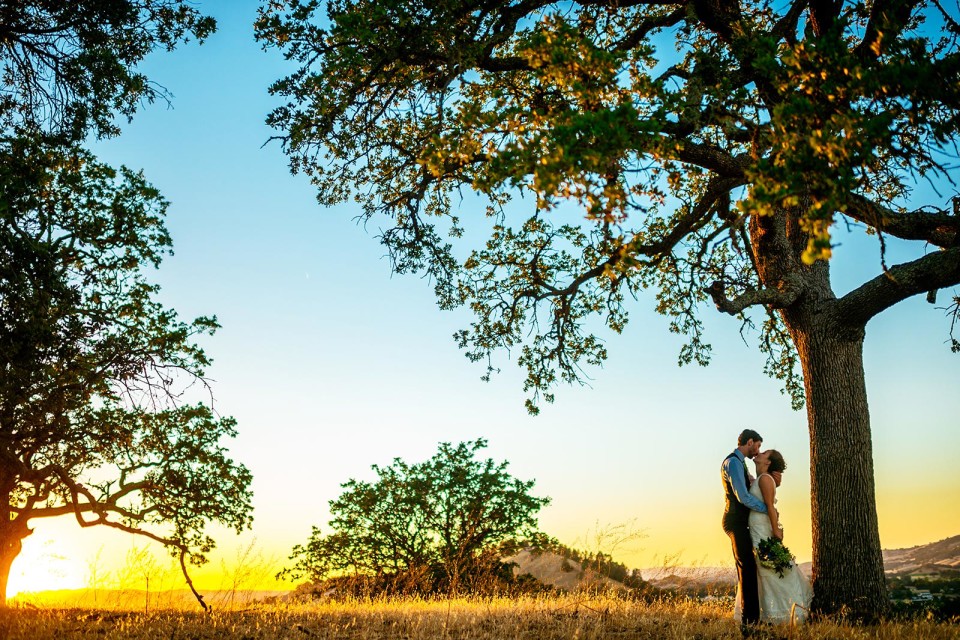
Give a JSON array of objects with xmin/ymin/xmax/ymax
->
[{"xmin": 737, "ymin": 449, "xmax": 813, "ymax": 624}]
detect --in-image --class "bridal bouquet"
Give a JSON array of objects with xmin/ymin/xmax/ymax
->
[{"xmin": 756, "ymin": 537, "xmax": 795, "ymax": 578}]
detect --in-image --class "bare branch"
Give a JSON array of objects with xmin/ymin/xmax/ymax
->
[{"xmin": 706, "ymin": 272, "xmax": 805, "ymax": 314}]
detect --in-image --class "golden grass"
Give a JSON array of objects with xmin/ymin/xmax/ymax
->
[{"xmin": 1, "ymin": 595, "xmax": 957, "ymax": 640}]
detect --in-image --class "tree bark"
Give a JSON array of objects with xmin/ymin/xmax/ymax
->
[
  {"xmin": 0, "ymin": 523, "xmax": 28, "ymax": 608},
  {"xmin": 788, "ymin": 315, "xmax": 888, "ymax": 619}
]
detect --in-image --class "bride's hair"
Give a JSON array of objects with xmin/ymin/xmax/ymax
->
[{"xmin": 766, "ymin": 450, "xmax": 787, "ymax": 473}]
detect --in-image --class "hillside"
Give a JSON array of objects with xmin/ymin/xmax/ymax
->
[
  {"xmin": 880, "ymin": 535, "xmax": 960, "ymax": 576},
  {"xmin": 511, "ymin": 535, "xmax": 960, "ymax": 592},
  {"xmin": 793, "ymin": 535, "xmax": 960, "ymax": 579},
  {"xmin": 502, "ymin": 549, "xmax": 630, "ymax": 592}
]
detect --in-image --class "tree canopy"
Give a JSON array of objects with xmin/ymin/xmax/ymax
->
[
  {"xmin": 257, "ymin": 0, "xmax": 959, "ymax": 413},
  {"xmin": 281, "ymin": 439, "xmax": 550, "ymax": 594},
  {"xmin": 0, "ymin": 0, "xmax": 215, "ymax": 141},
  {"xmin": 258, "ymin": 0, "xmax": 960, "ymax": 617}
]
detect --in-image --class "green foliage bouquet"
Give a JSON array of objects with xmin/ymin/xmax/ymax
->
[{"xmin": 756, "ymin": 538, "xmax": 795, "ymax": 578}]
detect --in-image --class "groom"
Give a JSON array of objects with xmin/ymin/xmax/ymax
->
[{"xmin": 721, "ymin": 429, "xmax": 780, "ymax": 630}]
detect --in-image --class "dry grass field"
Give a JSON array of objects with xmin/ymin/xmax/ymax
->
[{"xmin": 1, "ymin": 595, "xmax": 958, "ymax": 640}]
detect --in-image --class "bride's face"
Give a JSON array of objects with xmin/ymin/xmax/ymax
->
[{"xmin": 754, "ymin": 451, "xmax": 770, "ymax": 469}]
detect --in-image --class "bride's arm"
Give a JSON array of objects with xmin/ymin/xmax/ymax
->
[{"xmin": 758, "ymin": 475, "xmax": 782, "ymax": 540}]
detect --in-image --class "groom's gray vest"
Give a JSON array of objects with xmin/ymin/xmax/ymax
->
[{"xmin": 721, "ymin": 451, "xmax": 751, "ymax": 533}]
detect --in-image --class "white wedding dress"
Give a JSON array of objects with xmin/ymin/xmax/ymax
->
[{"xmin": 735, "ymin": 474, "xmax": 813, "ymax": 624}]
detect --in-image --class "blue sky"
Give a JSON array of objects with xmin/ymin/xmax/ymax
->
[{"xmin": 9, "ymin": 0, "xmax": 960, "ymax": 594}]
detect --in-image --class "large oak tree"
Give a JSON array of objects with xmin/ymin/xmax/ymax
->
[
  {"xmin": 0, "ymin": 140, "xmax": 253, "ymax": 608},
  {"xmin": 0, "ymin": 2, "xmax": 250, "ymax": 608},
  {"xmin": 258, "ymin": 0, "xmax": 960, "ymax": 618}
]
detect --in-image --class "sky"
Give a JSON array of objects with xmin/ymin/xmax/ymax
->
[{"xmin": 7, "ymin": 0, "xmax": 960, "ymax": 597}]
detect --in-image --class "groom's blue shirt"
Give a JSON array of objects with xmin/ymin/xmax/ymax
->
[{"xmin": 723, "ymin": 449, "xmax": 768, "ymax": 513}]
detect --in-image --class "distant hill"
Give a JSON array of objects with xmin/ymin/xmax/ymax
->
[
  {"xmin": 512, "ymin": 535, "xmax": 960, "ymax": 592},
  {"xmin": 502, "ymin": 549, "xmax": 630, "ymax": 592},
  {"xmin": 795, "ymin": 534, "xmax": 960, "ymax": 579},
  {"xmin": 880, "ymin": 534, "xmax": 960, "ymax": 576}
]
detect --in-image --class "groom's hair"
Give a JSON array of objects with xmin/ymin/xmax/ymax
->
[{"xmin": 738, "ymin": 429, "xmax": 762, "ymax": 445}]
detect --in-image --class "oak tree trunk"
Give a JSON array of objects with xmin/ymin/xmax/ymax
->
[
  {"xmin": 0, "ymin": 526, "xmax": 27, "ymax": 608},
  {"xmin": 789, "ymin": 317, "xmax": 888, "ymax": 618}
]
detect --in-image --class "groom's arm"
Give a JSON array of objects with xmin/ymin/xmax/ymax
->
[{"xmin": 723, "ymin": 457, "xmax": 768, "ymax": 513}]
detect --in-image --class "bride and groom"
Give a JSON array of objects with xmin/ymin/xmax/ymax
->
[{"xmin": 722, "ymin": 428, "xmax": 812, "ymax": 629}]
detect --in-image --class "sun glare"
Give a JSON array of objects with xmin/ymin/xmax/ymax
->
[{"xmin": 7, "ymin": 538, "xmax": 85, "ymax": 598}]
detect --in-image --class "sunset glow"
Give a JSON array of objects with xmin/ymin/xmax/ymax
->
[
  {"xmin": 4, "ymin": 0, "xmax": 959, "ymax": 608},
  {"xmin": 6, "ymin": 538, "xmax": 85, "ymax": 598}
]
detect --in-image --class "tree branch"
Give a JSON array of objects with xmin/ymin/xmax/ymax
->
[
  {"xmin": 855, "ymin": 0, "xmax": 923, "ymax": 59},
  {"xmin": 706, "ymin": 273, "xmax": 805, "ymax": 314},
  {"xmin": 38, "ymin": 467, "xmax": 211, "ymax": 611},
  {"xmin": 844, "ymin": 194, "xmax": 959, "ymax": 248},
  {"xmin": 835, "ymin": 247, "xmax": 960, "ymax": 326},
  {"xmin": 613, "ymin": 6, "xmax": 688, "ymax": 51},
  {"xmin": 674, "ymin": 141, "xmax": 748, "ymax": 178},
  {"xmin": 772, "ymin": 0, "xmax": 809, "ymax": 44},
  {"xmin": 807, "ymin": 0, "xmax": 841, "ymax": 36},
  {"xmin": 690, "ymin": 0, "xmax": 743, "ymax": 43}
]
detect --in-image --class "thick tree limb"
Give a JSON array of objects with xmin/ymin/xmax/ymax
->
[
  {"xmin": 691, "ymin": 0, "xmax": 743, "ymax": 43},
  {"xmin": 855, "ymin": 0, "xmax": 923, "ymax": 59},
  {"xmin": 835, "ymin": 247, "xmax": 960, "ymax": 326},
  {"xmin": 808, "ymin": 0, "xmax": 841, "ymax": 36},
  {"xmin": 477, "ymin": 0, "xmax": 554, "ymax": 72},
  {"xmin": 477, "ymin": 55, "xmax": 533, "ymax": 72},
  {"xmin": 772, "ymin": 0, "xmax": 809, "ymax": 43},
  {"xmin": 845, "ymin": 194, "xmax": 959, "ymax": 248},
  {"xmin": 674, "ymin": 142, "xmax": 748, "ymax": 178}
]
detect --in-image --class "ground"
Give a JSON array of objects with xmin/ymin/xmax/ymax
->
[{"xmin": 1, "ymin": 595, "xmax": 958, "ymax": 640}]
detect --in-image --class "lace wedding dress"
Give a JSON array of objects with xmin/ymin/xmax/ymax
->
[{"xmin": 735, "ymin": 474, "xmax": 813, "ymax": 624}]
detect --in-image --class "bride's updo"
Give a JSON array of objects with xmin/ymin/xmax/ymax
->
[{"xmin": 766, "ymin": 450, "xmax": 787, "ymax": 473}]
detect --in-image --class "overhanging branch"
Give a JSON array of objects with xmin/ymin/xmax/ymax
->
[
  {"xmin": 845, "ymin": 194, "xmax": 959, "ymax": 248},
  {"xmin": 38, "ymin": 465, "xmax": 211, "ymax": 611},
  {"xmin": 835, "ymin": 247, "xmax": 960, "ymax": 326}
]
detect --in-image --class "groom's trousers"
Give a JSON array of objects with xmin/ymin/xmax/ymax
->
[{"xmin": 727, "ymin": 527, "xmax": 760, "ymax": 624}]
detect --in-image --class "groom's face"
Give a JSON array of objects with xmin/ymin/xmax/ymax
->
[{"xmin": 747, "ymin": 439, "xmax": 762, "ymax": 458}]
